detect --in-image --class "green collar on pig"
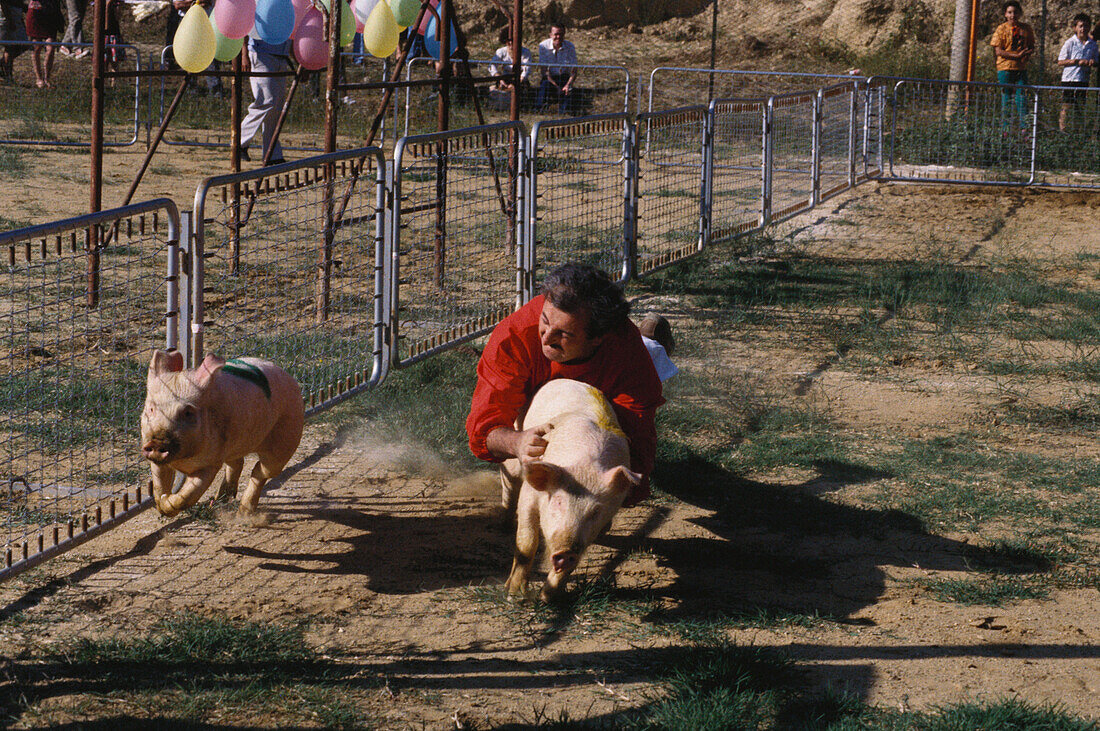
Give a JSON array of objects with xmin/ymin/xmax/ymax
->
[{"xmin": 222, "ymin": 359, "xmax": 271, "ymax": 399}]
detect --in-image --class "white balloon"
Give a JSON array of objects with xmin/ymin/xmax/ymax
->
[{"xmin": 352, "ymin": 0, "xmax": 379, "ymax": 26}]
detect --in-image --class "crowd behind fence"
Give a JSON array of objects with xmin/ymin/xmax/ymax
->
[{"xmin": 4, "ymin": 71, "xmax": 1100, "ymax": 584}]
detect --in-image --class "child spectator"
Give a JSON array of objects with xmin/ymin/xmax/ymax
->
[
  {"xmin": 487, "ymin": 26, "xmax": 532, "ymax": 111},
  {"xmin": 1056, "ymin": 13, "xmax": 1097, "ymax": 132},
  {"xmin": 102, "ymin": 0, "xmax": 124, "ymax": 79},
  {"xmin": 25, "ymin": 0, "xmax": 63, "ymax": 88},
  {"xmin": 989, "ymin": 0, "xmax": 1035, "ymax": 129}
]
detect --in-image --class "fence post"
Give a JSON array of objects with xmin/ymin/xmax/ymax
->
[
  {"xmin": 763, "ymin": 100, "xmax": 773, "ymax": 227},
  {"xmin": 812, "ymin": 91, "xmax": 822, "ymax": 208},
  {"xmin": 848, "ymin": 84, "xmax": 858, "ymax": 189},
  {"xmin": 700, "ymin": 102, "xmax": 715, "ymax": 251},
  {"xmin": 178, "ymin": 210, "xmax": 195, "ymax": 366},
  {"xmin": 623, "ymin": 117, "xmax": 639, "ymax": 281}
]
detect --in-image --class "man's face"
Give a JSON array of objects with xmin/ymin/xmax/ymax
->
[
  {"xmin": 1004, "ymin": 5, "xmax": 1020, "ymax": 24},
  {"xmin": 539, "ymin": 300, "xmax": 602, "ymax": 363},
  {"xmin": 1076, "ymin": 20, "xmax": 1088, "ymax": 40},
  {"xmin": 550, "ymin": 27, "xmax": 564, "ymax": 49}
]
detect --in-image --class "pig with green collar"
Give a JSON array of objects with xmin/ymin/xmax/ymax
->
[
  {"xmin": 140, "ymin": 350, "xmax": 305, "ymax": 518},
  {"xmin": 502, "ymin": 378, "xmax": 643, "ymax": 602}
]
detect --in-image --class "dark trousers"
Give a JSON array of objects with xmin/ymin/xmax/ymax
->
[{"xmin": 536, "ymin": 72, "xmax": 573, "ymax": 114}]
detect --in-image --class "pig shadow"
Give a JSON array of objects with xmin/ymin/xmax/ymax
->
[{"xmin": 597, "ymin": 453, "xmax": 1048, "ymax": 626}]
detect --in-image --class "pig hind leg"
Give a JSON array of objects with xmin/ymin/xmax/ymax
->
[
  {"xmin": 214, "ymin": 458, "xmax": 244, "ymax": 502},
  {"xmin": 238, "ymin": 448, "xmax": 295, "ymax": 515}
]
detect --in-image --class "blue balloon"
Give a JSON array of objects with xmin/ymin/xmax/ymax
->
[
  {"xmin": 422, "ymin": 15, "xmax": 457, "ymax": 60},
  {"xmin": 254, "ymin": 0, "xmax": 295, "ymax": 44}
]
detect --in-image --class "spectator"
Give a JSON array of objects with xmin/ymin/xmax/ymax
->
[
  {"xmin": 989, "ymin": 0, "xmax": 1035, "ymax": 129},
  {"xmin": 25, "ymin": 0, "xmax": 63, "ymax": 88},
  {"xmin": 1056, "ymin": 13, "xmax": 1097, "ymax": 132},
  {"xmin": 240, "ymin": 34, "xmax": 291, "ymax": 165},
  {"xmin": 535, "ymin": 23, "xmax": 577, "ymax": 114},
  {"xmin": 58, "ymin": 0, "xmax": 84, "ymax": 57},
  {"xmin": 0, "ymin": 0, "xmax": 30, "ymax": 80},
  {"xmin": 487, "ymin": 26, "xmax": 531, "ymax": 111}
]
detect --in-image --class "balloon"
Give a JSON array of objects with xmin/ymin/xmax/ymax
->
[
  {"xmin": 362, "ymin": 0, "xmax": 397, "ymax": 57},
  {"xmin": 338, "ymin": 2, "xmax": 356, "ymax": 46},
  {"xmin": 352, "ymin": 0, "xmax": 378, "ymax": 27},
  {"xmin": 388, "ymin": 0, "xmax": 417, "ymax": 29},
  {"xmin": 213, "ymin": 24, "xmax": 245, "ymax": 61},
  {"xmin": 173, "ymin": 4, "xmax": 217, "ymax": 73},
  {"xmin": 290, "ymin": 0, "xmax": 312, "ymax": 34},
  {"xmin": 292, "ymin": 6, "xmax": 327, "ymax": 69},
  {"xmin": 212, "ymin": 0, "xmax": 255, "ymax": 39},
  {"xmin": 422, "ymin": 14, "xmax": 457, "ymax": 60},
  {"xmin": 254, "ymin": 0, "xmax": 296, "ymax": 44}
]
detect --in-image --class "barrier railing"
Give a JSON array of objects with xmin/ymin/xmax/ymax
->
[
  {"xmin": 0, "ymin": 199, "xmax": 180, "ymax": 583},
  {"xmin": 647, "ymin": 67, "xmax": 865, "ymax": 114},
  {"xmin": 529, "ymin": 114, "xmax": 633, "ymax": 286},
  {"xmin": 766, "ymin": 91, "xmax": 816, "ymax": 224},
  {"xmin": 193, "ymin": 149, "xmax": 387, "ymax": 416},
  {"xmin": 817, "ymin": 81, "xmax": 859, "ymax": 204},
  {"xmin": 391, "ymin": 122, "xmax": 526, "ymax": 368},
  {"xmin": 709, "ymin": 98, "xmax": 766, "ymax": 242},
  {"xmin": 0, "ymin": 41, "xmax": 142, "ymax": 147}
]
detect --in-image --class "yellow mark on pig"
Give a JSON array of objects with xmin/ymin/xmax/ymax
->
[{"xmin": 580, "ymin": 383, "xmax": 627, "ymax": 440}]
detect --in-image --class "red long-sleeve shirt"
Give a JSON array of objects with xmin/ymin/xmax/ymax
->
[{"xmin": 466, "ymin": 296, "xmax": 664, "ymax": 505}]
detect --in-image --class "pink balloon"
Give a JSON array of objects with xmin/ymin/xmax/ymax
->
[
  {"xmin": 290, "ymin": 0, "xmax": 312, "ymax": 35},
  {"xmin": 293, "ymin": 7, "xmax": 328, "ymax": 70},
  {"xmin": 212, "ymin": 0, "xmax": 256, "ymax": 39}
]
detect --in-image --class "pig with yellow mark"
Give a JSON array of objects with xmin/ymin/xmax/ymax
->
[{"xmin": 502, "ymin": 378, "xmax": 642, "ymax": 602}]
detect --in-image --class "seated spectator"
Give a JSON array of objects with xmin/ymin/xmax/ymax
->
[
  {"xmin": 0, "ymin": 0, "xmax": 31, "ymax": 79},
  {"xmin": 487, "ymin": 26, "xmax": 531, "ymax": 111},
  {"xmin": 25, "ymin": 0, "xmax": 63, "ymax": 88},
  {"xmin": 535, "ymin": 23, "xmax": 577, "ymax": 115}
]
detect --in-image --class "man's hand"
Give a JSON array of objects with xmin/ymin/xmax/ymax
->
[{"xmin": 487, "ymin": 424, "xmax": 552, "ymax": 464}]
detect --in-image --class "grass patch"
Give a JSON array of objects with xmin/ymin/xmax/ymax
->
[{"xmin": 921, "ymin": 576, "xmax": 1050, "ymax": 606}]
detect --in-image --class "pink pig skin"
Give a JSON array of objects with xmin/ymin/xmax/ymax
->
[
  {"xmin": 140, "ymin": 350, "xmax": 305, "ymax": 518},
  {"xmin": 502, "ymin": 379, "xmax": 642, "ymax": 602}
]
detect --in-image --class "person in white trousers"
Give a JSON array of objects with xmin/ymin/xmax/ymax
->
[{"xmin": 240, "ymin": 36, "xmax": 291, "ymax": 164}]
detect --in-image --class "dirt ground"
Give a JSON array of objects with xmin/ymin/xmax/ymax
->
[{"xmin": 3, "ymin": 135, "xmax": 1100, "ymax": 727}]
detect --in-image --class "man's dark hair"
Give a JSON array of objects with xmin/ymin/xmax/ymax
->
[
  {"xmin": 1002, "ymin": 0, "xmax": 1022, "ymax": 14},
  {"xmin": 1073, "ymin": 12, "xmax": 1091, "ymax": 27},
  {"xmin": 542, "ymin": 263, "xmax": 630, "ymax": 337}
]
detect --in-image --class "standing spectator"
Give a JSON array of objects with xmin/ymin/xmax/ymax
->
[
  {"xmin": 535, "ymin": 24, "xmax": 576, "ymax": 114},
  {"xmin": 1056, "ymin": 13, "xmax": 1097, "ymax": 132},
  {"xmin": 58, "ymin": 0, "xmax": 84, "ymax": 57},
  {"xmin": 240, "ymin": 35, "xmax": 291, "ymax": 165},
  {"xmin": 989, "ymin": 0, "xmax": 1035, "ymax": 130},
  {"xmin": 25, "ymin": 0, "xmax": 63, "ymax": 88},
  {"xmin": 0, "ymin": 0, "xmax": 30, "ymax": 79},
  {"xmin": 487, "ymin": 26, "xmax": 531, "ymax": 110}
]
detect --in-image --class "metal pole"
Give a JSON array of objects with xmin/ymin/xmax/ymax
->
[
  {"xmin": 434, "ymin": 0, "xmax": 451, "ymax": 289},
  {"xmin": 319, "ymin": 0, "xmax": 340, "ymax": 323},
  {"xmin": 708, "ymin": 0, "xmax": 718, "ymax": 102},
  {"xmin": 88, "ymin": 0, "xmax": 106, "ymax": 307},
  {"xmin": 231, "ymin": 52, "xmax": 243, "ymax": 273}
]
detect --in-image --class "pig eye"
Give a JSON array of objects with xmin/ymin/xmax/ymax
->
[{"xmin": 178, "ymin": 406, "xmax": 197, "ymax": 422}]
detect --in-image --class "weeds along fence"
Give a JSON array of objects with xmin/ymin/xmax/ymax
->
[
  {"xmin": 0, "ymin": 199, "xmax": 179, "ymax": 578},
  {"xmin": 0, "ymin": 41, "xmax": 142, "ymax": 147},
  {"xmin": 5, "ymin": 72, "xmax": 1100, "ymax": 583}
]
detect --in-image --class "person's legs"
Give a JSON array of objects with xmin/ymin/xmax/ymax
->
[
  {"xmin": 1014, "ymin": 70, "xmax": 1028, "ymax": 128},
  {"xmin": 32, "ymin": 45, "xmax": 45, "ymax": 87},
  {"xmin": 535, "ymin": 77, "xmax": 554, "ymax": 110},
  {"xmin": 43, "ymin": 43, "xmax": 53, "ymax": 85},
  {"xmin": 997, "ymin": 69, "xmax": 1014, "ymax": 127},
  {"xmin": 61, "ymin": 0, "xmax": 85, "ymax": 52},
  {"xmin": 259, "ymin": 71, "xmax": 288, "ymax": 160}
]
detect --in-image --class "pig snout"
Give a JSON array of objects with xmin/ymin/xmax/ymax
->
[
  {"xmin": 141, "ymin": 434, "xmax": 179, "ymax": 463},
  {"xmin": 551, "ymin": 551, "xmax": 579, "ymax": 575}
]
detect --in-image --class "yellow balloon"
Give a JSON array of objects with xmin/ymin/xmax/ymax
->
[
  {"xmin": 173, "ymin": 4, "xmax": 217, "ymax": 74},
  {"xmin": 363, "ymin": 0, "xmax": 398, "ymax": 58}
]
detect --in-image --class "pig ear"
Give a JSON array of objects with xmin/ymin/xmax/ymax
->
[
  {"xmin": 148, "ymin": 349, "xmax": 184, "ymax": 377},
  {"xmin": 524, "ymin": 461, "xmax": 563, "ymax": 492},
  {"xmin": 603, "ymin": 465, "xmax": 643, "ymax": 494},
  {"xmin": 192, "ymin": 354, "xmax": 226, "ymax": 387}
]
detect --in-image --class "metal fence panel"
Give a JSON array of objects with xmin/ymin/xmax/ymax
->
[
  {"xmin": 529, "ymin": 115, "xmax": 631, "ymax": 285},
  {"xmin": 0, "ymin": 199, "xmax": 179, "ymax": 582},
  {"xmin": 391, "ymin": 123, "xmax": 525, "ymax": 368},
  {"xmin": 634, "ymin": 106, "xmax": 708, "ymax": 275},
  {"xmin": 709, "ymin": 98, "xmax": 765, "ymax": 242},
  {"xmin": 1031, "ymin": 85, "xmax": 1100, "ymax": 189},
  {"xmin": 879, "ymin": 77, "xmax": 1037, "ymax": 186},
  {"xmin": 647, "ymin": 67, "xmax": 864, "ymax": 113},
  {"xmin": 818, "ymin": 82, "xmax": 858, "ymax": 203},
  {"xmin": 767, "ymin": 92, "xmax": 815, "ymax": 224},
  {"xmin": 862, "ymin": 82, "xmax": 886, "ymax": 179},
  {"xmin": 194, "ymin": 149, "xmax": 386, "ymax": 415},
  {"xmin": 0, "ymin": 41, "xmax": 141, "ymax": 147}
]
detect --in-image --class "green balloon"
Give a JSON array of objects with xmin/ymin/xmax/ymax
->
[
  {"xmin": 389, "ymin": 0, "xmax": 418, "ymax": 28},
  {"xmin": 213, "ymin": 25, "xmax": 244, "ymax": 62},
  {"xmin": 339, "ymin": 2, "xmax": 356, "ymax": 46}
]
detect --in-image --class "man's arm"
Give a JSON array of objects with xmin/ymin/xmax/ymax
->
[{"xmin": 486, "ymin": 424, "xmax": 551, "ymax": 463}]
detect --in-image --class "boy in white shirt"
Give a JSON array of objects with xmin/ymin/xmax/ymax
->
[{"xmin": 1057, "ymin": 13, "xmax": 1098, "ymax": 131}]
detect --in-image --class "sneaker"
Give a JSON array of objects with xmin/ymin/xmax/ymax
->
[
  {"xmin": 58, "ymin": 46, "xmax": 73, "ymax": 57},
  {"xmin": 638, "ymin": 313, "xmax": 674, "ymax": 356},
  {"xmin": 238, "ymin": 146, "xmax": 250, "ymax": 161},
  {"xmin": 266, "ymin": 157, "xmax": 286, "ymax": 166},
  {"xmin": 72, "ymin": 48, "xmax": 90, "ymax": 60}
]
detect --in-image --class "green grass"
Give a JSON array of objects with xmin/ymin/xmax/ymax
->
[
  {"xmin": 0, "ymin": 147, "xmax": 26, "ymax": 174},
  {"xmin": 921, "ymin": 575, "xmax": 1050, "ymax": 606}
]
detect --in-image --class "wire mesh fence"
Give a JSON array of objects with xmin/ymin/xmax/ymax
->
[
  {"xmin": 391, "ymin": 122, "xmax": 524, "ymax": 367},
  {"xmin": 709, "ymin": 98, "xmax": 765, "ymax": 243},
  {"xmin": 818, "ymin": 82, "xmax": 858, "ymax": 203},
  {"xmin": 647, "ymin": 68, "xmax": 865, "ymax": 113},
  {"xmin": 767, "ymin": 91, "xmax": 815, "ymax": 224},
  {"xmin": 0, "ymin": 41, "xmax": 141, "ymax": 147},
  {"xmin": 634, "ymin": 106, "xmax": 707, "ymax": 275},
  {"xmin": 194, "ymin": 149, "xmax": 386, "ymax": 415},
  {"xmin": 529, "ymin": 115, "xmax": 631, "ymax": 285},
  {"xmin": 0, "ymin": 199, "xmax": 179, "ymax": 582}
]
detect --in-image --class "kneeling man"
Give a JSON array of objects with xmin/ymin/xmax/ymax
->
[{"xmin": 466, "ymin": 263, "xmax": 664, "ymax": 508}]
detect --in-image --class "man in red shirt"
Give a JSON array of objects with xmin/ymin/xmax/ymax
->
[{"xmin": 466, "ymin": 263, "xmax": 664, "ymax": 508}]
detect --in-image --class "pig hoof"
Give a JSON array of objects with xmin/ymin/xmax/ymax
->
[{"xmin": 155, "ymin": 494, "xmax": 183, "ymax": 518}]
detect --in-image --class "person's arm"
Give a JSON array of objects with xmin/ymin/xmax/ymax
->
[
  {"xmin": 563, "ymin": 43, "xmax": 577, "ymax": 92},
  {"xmin": 1058, "ymin": 40, "xmax": 1076, "ymax": 67},
  {"xmin": 486, "ymin": 424, "xmax": 551, "ymax": 463},
  {"xmin": 466, "ymin": 319, "xmax": 540, "ymax": 465}
]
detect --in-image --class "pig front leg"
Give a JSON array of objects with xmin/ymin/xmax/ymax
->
[
  {"xmin": 149, "ymin": 462, "xmax": 175, "ymax": 508},
  {"xmin": 213, "ymin": 458, "xmax": 244, "ymax": 503},
  {"xmin": 505, "ymin": 500, "xmax": 540, "ymax": 600},
  {"xmin": 156, "ymin": 465, "xmax": 220, "ymax": 518}
]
